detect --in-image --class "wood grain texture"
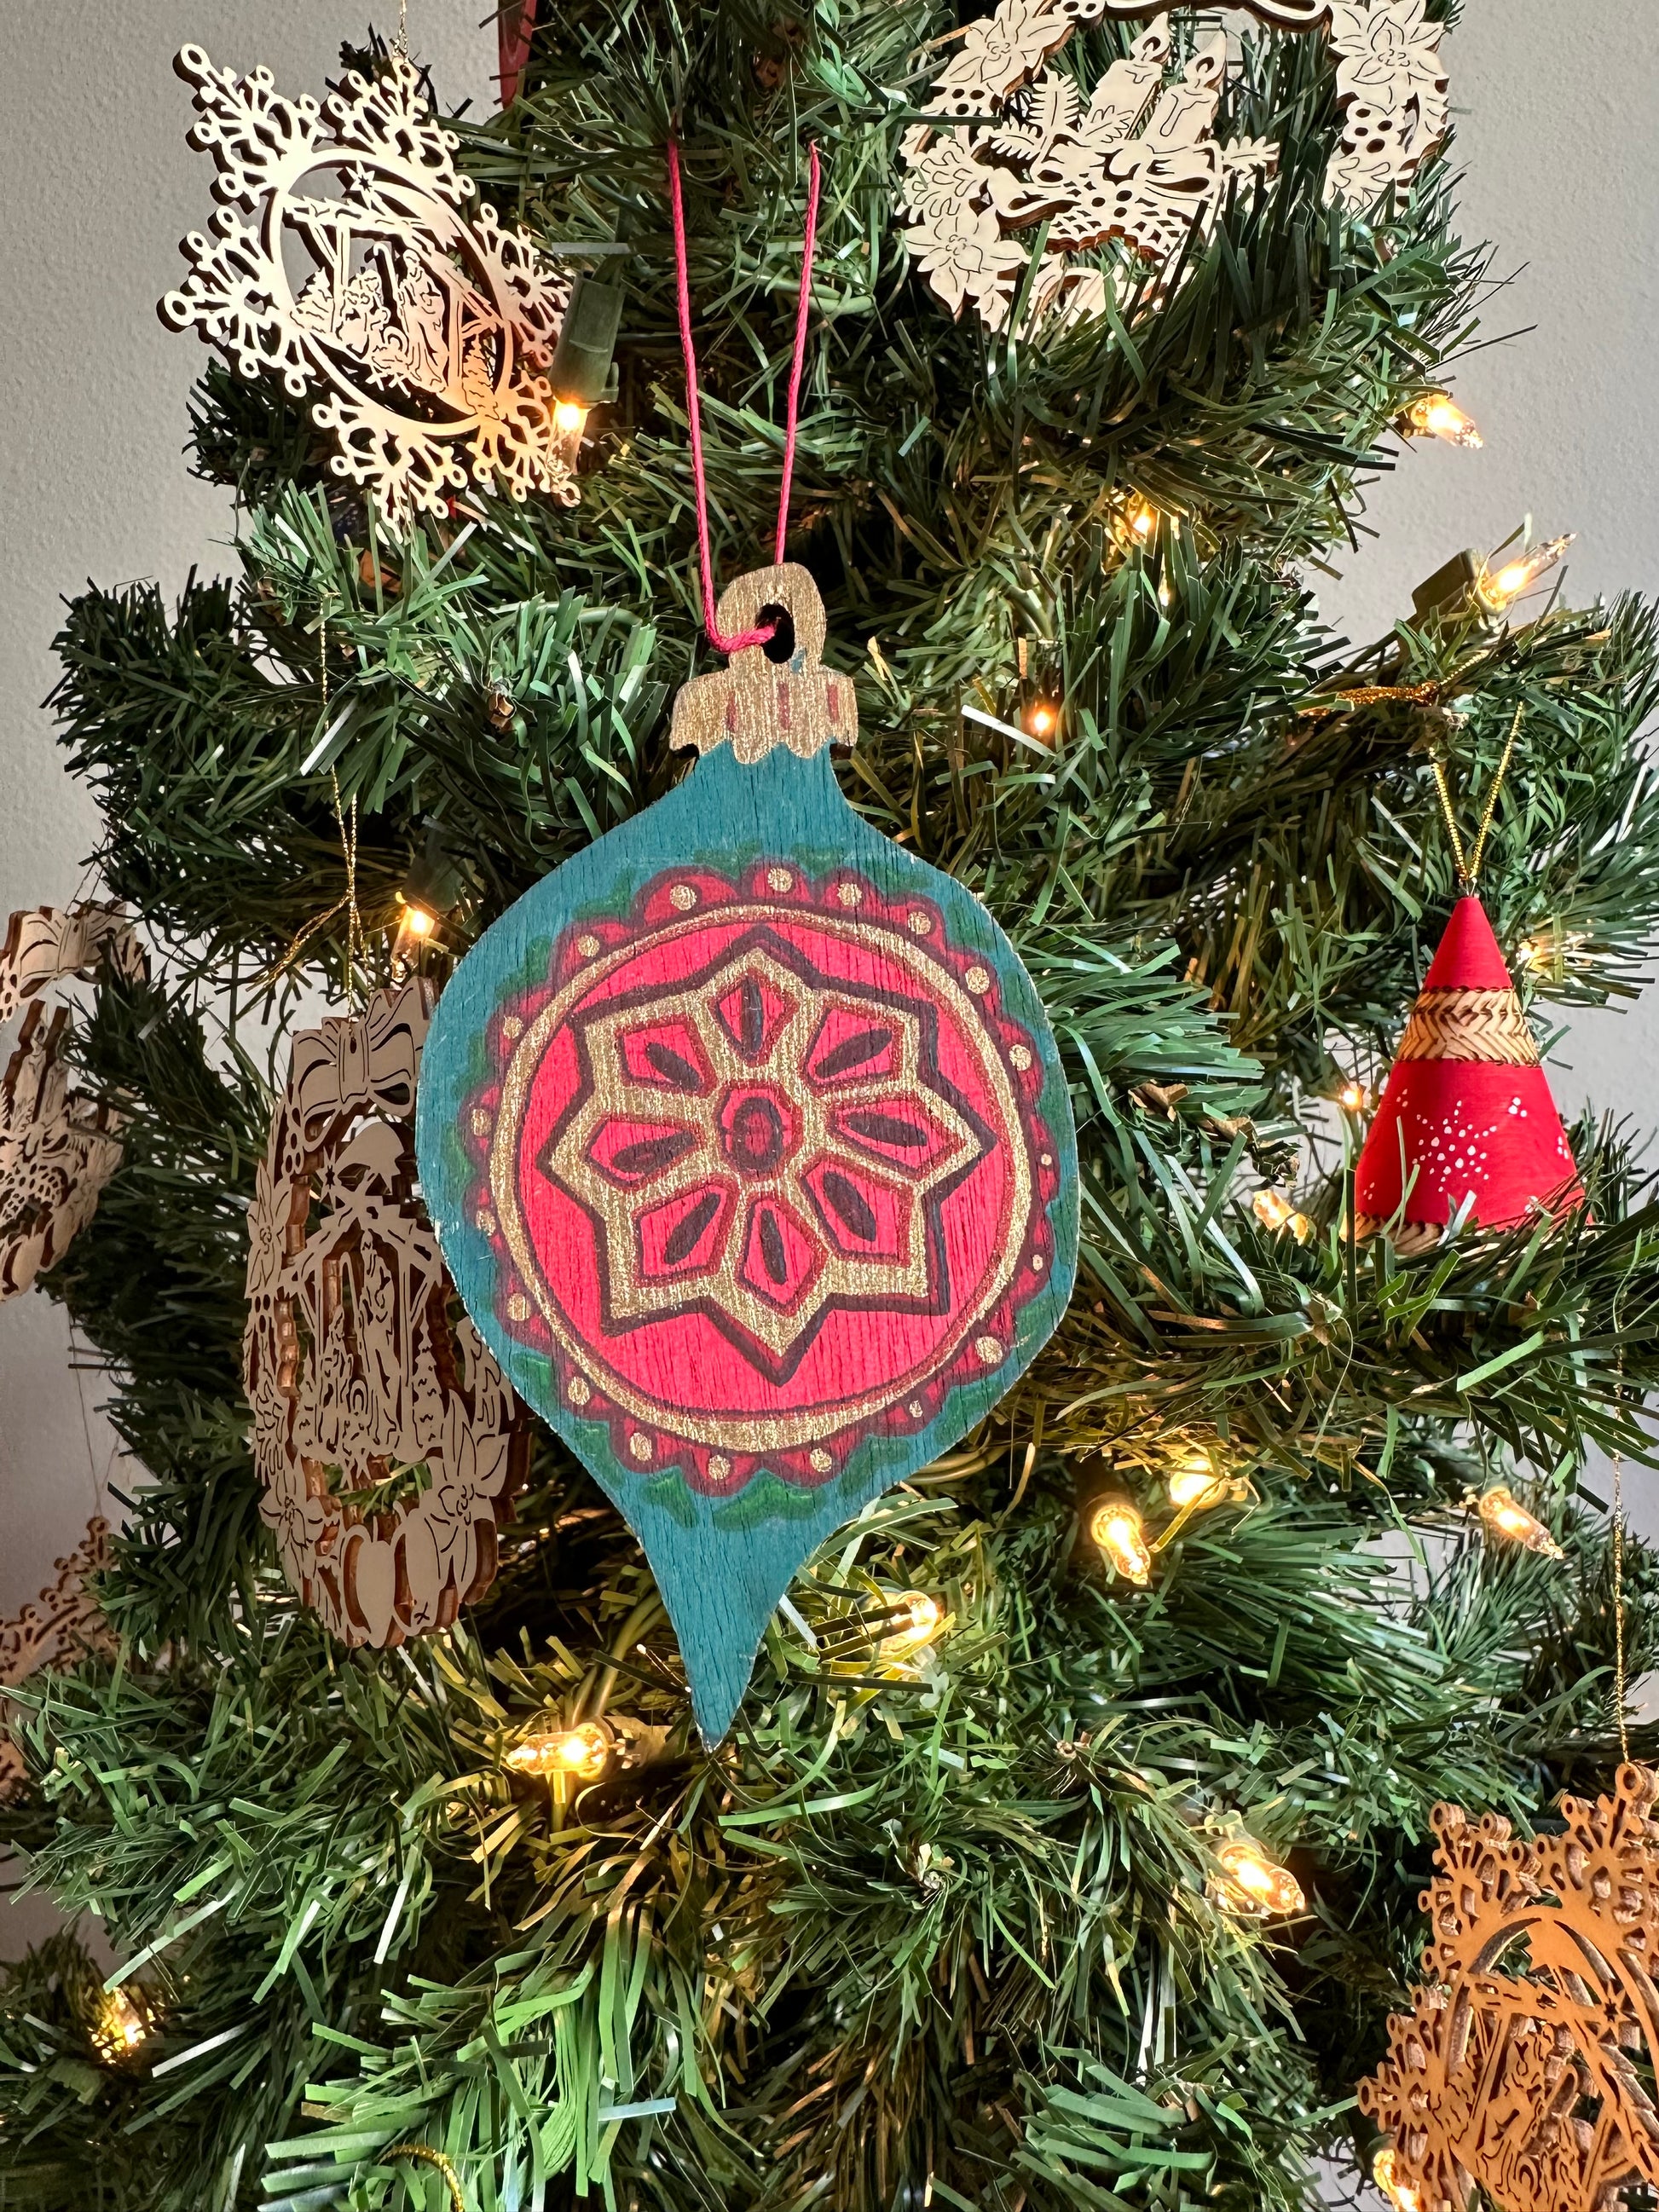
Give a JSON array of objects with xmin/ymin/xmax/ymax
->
[
  {"xmin": 419, "ymin": 569, "xmax": 1079, "ymax": 1741},
  {"xmin": 244, "ymin": 979, "xmax": 529, "ymax": 1648},
  {"xmin": 1361, "ymin": 1763, "xmax": 1659, "ymax": 2212}
]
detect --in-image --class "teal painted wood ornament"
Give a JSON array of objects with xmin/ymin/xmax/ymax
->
[{"xmin": 419, "ymin": 565, "xmax": 1078, "ymax": 1741}]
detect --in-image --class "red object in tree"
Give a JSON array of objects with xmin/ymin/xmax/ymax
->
[
  {"xmin": 499, "ymin": 0, "xmax": 538, "ymax": 108},
  {"xmin": 1353, "ymin": 897, "xmax": 1581, "ymax": 1250}
]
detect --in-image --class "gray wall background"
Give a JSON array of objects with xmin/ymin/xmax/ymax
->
[{"xmin": 0, "ymin": 4, "xmax": 1655, "ymax": 2187}]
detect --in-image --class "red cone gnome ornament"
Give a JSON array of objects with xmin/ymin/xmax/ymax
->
[{"xmin": 1354, "ymin": 898, "xmax": 1581, "ymax": 1252}]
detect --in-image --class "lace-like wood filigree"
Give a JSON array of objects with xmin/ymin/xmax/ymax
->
[
  {"xmin": 899, "ymin": 0, "xmax": 1447, "ymax": 329},
  {"xmin": 0, "ymin": 1517, "xmax": 114, "ymax": 1800},
  {"xmin": 244, "ymin": 980, "xmax": 528, "ymax": 1646},
  {"xmin": 1361, "ymin": 1764, "xmax": 1659, "ymax": 2212},
  {"xmin": 161, "ymin": 45, "xmax": 575, "ymax": 526},
  {"xmin": 1, "ymin": 905, "xmax": 142, "ymax": 1301}
]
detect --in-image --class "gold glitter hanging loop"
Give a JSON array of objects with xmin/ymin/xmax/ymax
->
[
  {"xmin": 327, "ymin": 752, "xmax": 361, "ymax": 1012},
  {"xmin": 1433, "ymin": 704, "xmax": 1525, "ymax": 888},
  {"xmin": 381, "ymin": 2143, "xmax": 465, "ymax": 2212}
]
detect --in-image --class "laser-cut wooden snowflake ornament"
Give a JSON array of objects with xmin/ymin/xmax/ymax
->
[
  {"xmin": 899, "ymin": 0, "xmax": 1448, "ymax": 329},
  {"xmin": 244, "ymin": 979, "xmax": 529, "ymax": 1647},
  {"xmin": 1360, "ymin": 1764, "xmax": 1659, "ymax": 2212},
  {"xmin": 161, "ymin": 43, "xmax": 575, "ymax": 526},
  {"xmin": 1, "ymin": 906, "xmax": 141, "ymax": 1302}
]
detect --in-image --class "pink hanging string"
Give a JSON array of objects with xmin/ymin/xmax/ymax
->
[{"xmin": 667, "ymin": 136, "xmax": 822, "ymax": 656}]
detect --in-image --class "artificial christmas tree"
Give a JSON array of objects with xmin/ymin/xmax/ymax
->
[{"xmin": 7, "ymin": 5, "xmax": 1659, "ymax": 2211}]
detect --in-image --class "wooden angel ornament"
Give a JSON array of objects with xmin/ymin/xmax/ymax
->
[{"xmin": 418, "ymin": 563, "xmax": 1079, "ymax": 1741}]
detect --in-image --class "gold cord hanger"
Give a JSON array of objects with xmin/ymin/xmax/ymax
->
[{"xmin": 1431, "ymin": 702, "xmax": 1524, "ymax": 889}]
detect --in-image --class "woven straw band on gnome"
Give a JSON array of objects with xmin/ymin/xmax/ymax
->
[
  {"xmin": 1393, "ymin": 986, "xmax": 1539, "ymax": 1067},
  {"xmin": 1350, "ymin": 1215, "xmax": 1444, "ymax": 1255}
]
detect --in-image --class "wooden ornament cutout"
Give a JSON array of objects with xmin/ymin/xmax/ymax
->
[
  {"xmin": 899, "ymin": 0, "xmax": 1448, "ymax": 329},
  {"xmin": 244, "ymin": 979, "xmax": 529, "ymax": 1646},
  {"xmin": 669, "ymin": 564, "xmax": 857, "ymax": 765},
  {"xmin": 0, "ymin": 1516, "xmax": 115, "ymax": 1802},
  {"xmin": 1361, "ymin": 1764, "xmax": 1659, "ymax": 2212},
  {"xmin": 419, "ymin": 564, "xmax": 1079, "ymax": 1741},
  {"xmin": 1, "ymin": 905, "xmax": 141, "ymax": 1302},
  {"xmin": 161, "ymin": 44, "xmax": 576, "ymax": 527}
]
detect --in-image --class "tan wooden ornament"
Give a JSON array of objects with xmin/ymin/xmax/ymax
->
[
  {"xmin": 668, "ymin": 565, "xmax": 858, "ymax": 765},
  {"xmin": 1360, "ymin": 1764, "xmax": 1659, "ymax": 2212},
  {"xmin": 161, "ymin": 44, "xmax": 576, "ymax": 528},
  {"xmin": 899, "ymin": 0, "xmax": 1448, "ymax": 330},
  {"xmin": 244, "ymin": 979, "xmax": 529, "ymax": 1647},
  {"xmin": 0, "ymin": 1516, "xmax": 115, "ymax": 1802},
  {"xmin": 1, "ymin": 905, "xmax": 142, "ymax": 1303}
]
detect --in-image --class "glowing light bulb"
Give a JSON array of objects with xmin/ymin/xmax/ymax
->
[
  {"xmin": 553, "ymin": 398, "xmax": 589, "ymax": 439},
  {"xmin": 1405, "ymin": 393, "xmax": 1483, "ymax": 449},
  {"xmin": 391, "ymin": 899, "xmax": 438, "ymax": 978},
  {"xmin": 1024, "ymin": 699, "xmax": 1059, "ymax": 742},
  {"xmin": 1124, "ymin": 494, "xmax": 1158, "ymax": 541},
  {"xmin": 1214, "ymin": 1838, "xmax": 1304, "ymax": 1916},
  {"xmin": 1168, "ymin": 1463, "xmax": 1227, "ymax": 1510},
  {"xmin": 878, "ymin": 1591, "xmax": 943, "ymax": 1657},
  {"xmin": 91, "ymin": 1985, "xmax": 148, "ymax": 2064},
  {"xmin": 1373, "ymin": 2146, "xmax": 1423, "ymax": 2212},
  {"xmin": 1477, "ymin": 1485, "xmax": 1565, "ymax": 1561},
  {"xmin": 1338, "ymin": 1081, "xmax": 1367, "ymax": 1114},
  {"xmin": 1090, "ymin": 1501, "xmax": 1153, "ymax": 1585},
  {"xmin": 1478, "ymin": 533, "xmax": 1575, "ymax": 612},
  {"xmin": 504, "ymin": 1718, "xmax": 612, "ymax": 1780},
  {"xmin": 1252, "ymin": 1188, "xmax": 1293, "ymax": 1233}
]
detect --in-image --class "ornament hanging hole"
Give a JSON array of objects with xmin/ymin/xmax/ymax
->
[{"xmin": 759, "ymin": 604, "xmax": 796, "ymax": 665}]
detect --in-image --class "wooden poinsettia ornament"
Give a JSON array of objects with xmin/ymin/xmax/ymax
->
[
  {"xmin": 419, "ymin": 564, "xmax": 1078, "ymax": 1739},
  {"xmin": 1354, "ymin": 897, "xmax": 1581, "ymax": 1252}
]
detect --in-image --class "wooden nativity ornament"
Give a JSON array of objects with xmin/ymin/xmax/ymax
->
[
  {"xmin": 1, "ymin": 905, "xmax": 141, "ymax": 1302},
  {"xmin": 899, "ymin": 0, "xmax": 1448, "ymax": 329},
  {"xmin": 162, "ymin": 43, "xmax": 575, "ymax": 526},
  {"xmin": 1361, "ymin": 1764, "xmax": 1659, "ymax": 2212},
  {"xmin": 245, "ymin": 979, "xmax": 528, "ymax": 1647},
  {"xmin": 419, "ymin": 564, "xmax": 1079, "ymax": 1741}
]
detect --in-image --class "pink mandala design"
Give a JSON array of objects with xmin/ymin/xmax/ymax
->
[{"xmin": 463, "ymin": 862, "xmax": 1063, "ymax": 1495}]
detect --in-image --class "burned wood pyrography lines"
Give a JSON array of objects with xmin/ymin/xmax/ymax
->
[{"xmin": 419, "ymin": 565, "xmax": 1079, "ymax": 1741}]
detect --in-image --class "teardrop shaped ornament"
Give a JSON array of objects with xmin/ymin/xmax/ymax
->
[{"xmin": 419, "ymin": 565, "xmax": 1078, "ymax": 1739}]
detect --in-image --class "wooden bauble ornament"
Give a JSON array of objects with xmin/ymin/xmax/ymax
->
[
  {"xmin": 244, "ymin": 979, "xmax": 529, "ymax": 1646},
  {"xmin": 899, "ymin": 0, "xmax": 1448, "ymax": 329},
  {"xmin": 161, "ymin": 44, "xmax": 575, "ymax": 527},
  {"xmin": 1, "ymin": 905, "xmax": 141, "ymax": 1302},
  {"xmin": 1360, "ymin": 1764, "xmax": 1659, "ymax": 2212},
  {"xmin": 418, "ymin": 565, "xmax": 1079, "ymax": 1741},
  {"xmin": 1355, "ymin": 898, "xmax": 1581, "ymax": 1253}
]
